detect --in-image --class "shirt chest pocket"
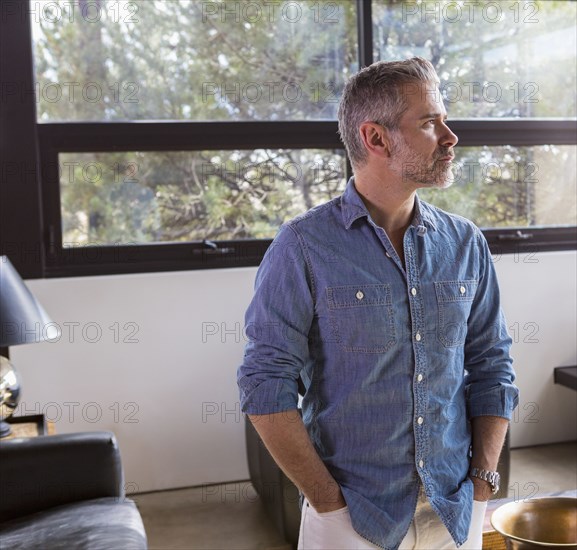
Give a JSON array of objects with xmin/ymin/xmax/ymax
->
[
  {"xmin": 326, "ymin": 284, "xmax": 396, "ymax": 353},
  {"xmin": 434, "ymin": 280, "xmax": 478, "ymax": 348}
]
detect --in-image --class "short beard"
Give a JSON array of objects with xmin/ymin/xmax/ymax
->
[{"xmin": 389, "ymin": 132, "xmax": 454, "ymax": 189}]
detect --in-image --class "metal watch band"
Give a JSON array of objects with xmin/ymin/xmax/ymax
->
[{"xmin": 469, "ymin": 467, "xmax": 500, "ymax": 494}]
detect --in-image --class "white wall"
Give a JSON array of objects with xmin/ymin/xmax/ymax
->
[
  {"xmin": 12, "ymin": 267, "xmax": 257, "ymax": 494},
  {"xmin": 11, "ymin": 251, "xmax": 577, "ymax": 493},
  {"xmin": 495, "ymin": 251, "xmax": 577, "ymax": 448}
]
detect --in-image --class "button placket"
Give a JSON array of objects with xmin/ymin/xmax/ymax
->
[{"xmin": 405, "ymin": 229, "xmax": 429, "ymax": 480}]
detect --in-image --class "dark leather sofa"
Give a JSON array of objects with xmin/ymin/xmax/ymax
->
[{"xmin": 0, "ymin": 431, "xmax": 147, "ymax": 549}]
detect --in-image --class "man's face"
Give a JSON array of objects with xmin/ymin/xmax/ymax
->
[{"xmin": 387, "ymin": 82, "xmax": 458, "ymax": 189}]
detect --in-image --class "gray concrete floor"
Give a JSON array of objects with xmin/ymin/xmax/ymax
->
[
  {"xmin": 134, "ymin": 480, "xmax": 291, "ymax": 550},
  {"xmin": 135, "ymin": 441, "xmax": 576, "ymax": 550},
  {"xmin": 508, "ymin": 441, "xmax": 577, "ymax": 496}
]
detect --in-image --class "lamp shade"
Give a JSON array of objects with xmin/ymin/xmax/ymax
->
[{"xmin": 0, "ymin": 256, "xmax": 60, "ymax": 346}]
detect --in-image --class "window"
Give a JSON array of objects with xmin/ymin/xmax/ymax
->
[
  {"xmin": 373, "ymin": 0, "xmax": 576, "ymax": 118},
  {"xmin": 418, "ymin": 145, "xmax": 577, "ymax": 228},
  {"xmin": 1, "ymin": 0, "xmax": 576, "ymax": 278},
  {"xmin": 32, "ymin": 0, "xmax": 358, "ymax": 121},
  {"xmin": 58, "ymin": 149, "xmax": 345, "ymax": 244}
]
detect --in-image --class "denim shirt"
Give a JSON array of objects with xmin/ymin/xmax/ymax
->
[{"xmin": 237, "ymin": 178, "xmax": 519, "ymax": 549}]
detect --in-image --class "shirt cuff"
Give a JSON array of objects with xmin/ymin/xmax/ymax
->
[
  {"xmin": 467, "ymin": 384, "xmax": 519, "ymax": 421},
  {"xmin": 239, "ymin": 376, "xmax": 299, "ymax": 415}
]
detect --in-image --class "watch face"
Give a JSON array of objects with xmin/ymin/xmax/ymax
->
[{"xmin": 491, "ymin": 473, "xmax": 500, "ymax": 494}]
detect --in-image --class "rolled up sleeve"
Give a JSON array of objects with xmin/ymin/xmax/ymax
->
[
  {"xmin": 237, "ymin": 223, "xmax": 314, "ymax": 415},
  {"xmin": 465, "ymin": 231, "xmax": 520, "ymax": 420}
]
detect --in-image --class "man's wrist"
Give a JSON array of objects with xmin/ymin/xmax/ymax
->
[
  {"xmin": 469, "ymin": 466, "xmax": 500, "ymax": 496},
  {"xmin": 470, "ymin": 476, "xmax": 493, "ymax": 501},
  {"xmin": 307, "ymin": 480, "xmax": 346, "ymax": 512},
  {"xmin": 311, "ymin": 494, "xmax": 347, "ymax": 513}
]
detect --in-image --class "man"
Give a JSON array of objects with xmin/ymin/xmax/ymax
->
[{"xmin": 237, "ymin": 57, "xmax": 519, "ymax": 549}]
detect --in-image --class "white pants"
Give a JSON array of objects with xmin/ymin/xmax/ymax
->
[{"xmin": 297, "ymin": 487, "xmax": 487, "ymax": 550}]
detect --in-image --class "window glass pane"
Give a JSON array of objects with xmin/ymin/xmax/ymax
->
[
  {"xmin": 372, "ymin": 0, "xmax": 577, "ymax": 118},
  {"xmin": 31, "ymin": 0, "xmax": 357, "ymax": 122},
  {"xmin": 59, "ymin": 150, "xmax": 346, "ymax": 245},
  {"xmin": 418, "ymin": 145, "xmax": 577, "ymax": 228}
]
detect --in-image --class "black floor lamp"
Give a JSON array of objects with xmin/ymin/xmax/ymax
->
[{"xmin": 0, "ymin": 256, "xmax": 60, "ymax": 437}]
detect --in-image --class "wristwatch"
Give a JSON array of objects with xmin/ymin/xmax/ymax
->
[{"xmin": 469, "ymin": 467, "xmax": 500, "ymax": 495}]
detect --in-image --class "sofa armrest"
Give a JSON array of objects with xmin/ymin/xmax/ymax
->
[{"xmin": 0, "ymin": 431, "xmax": 124, "ymax": 522}]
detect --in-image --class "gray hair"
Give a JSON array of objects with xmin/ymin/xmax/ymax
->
[{"xmin": 337, "ymin": 57, "xmax": 440, "ymax": 170}]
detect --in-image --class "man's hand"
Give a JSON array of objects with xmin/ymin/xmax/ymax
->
[{"xmin": 248, "ymin": 410, "xmax": 346, "ymax": 512}]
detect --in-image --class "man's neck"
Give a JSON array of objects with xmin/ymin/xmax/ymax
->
[{"xmin": 353, "ymin": 169, "xmax": 417, "ymax": 238}]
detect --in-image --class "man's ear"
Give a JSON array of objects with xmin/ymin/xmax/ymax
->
[{"xmin": 358, "ymin": 122, "xmax": 393, "ymax": 159}]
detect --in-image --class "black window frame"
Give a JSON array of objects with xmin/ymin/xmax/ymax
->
[{"xmin": 1, "ymin": 0, "xmax": 576, "ymax": 280}]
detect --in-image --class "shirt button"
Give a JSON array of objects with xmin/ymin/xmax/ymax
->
[
  {"xmin": 415, "ymin": 332, "xmax": 422, "ymax": 342},
  {"xmin": 419, "ymin": 460, "xmax": 424, "ymax": 468},
  {"xmin": 356, "ymin": 290, "xmax": 364, "ymax": 300},
  {"xmin": 417, "ymin": 374, "xmax": 424, "ymax": 382},
  {"xmin": 460, "ymin": 286, "xmax": 466, "ymax": 294},
  {"xmin": 411, "ymin": 287, "xmax": 417, "ymax": 296},
  {"xmin": 417, "ymin": 417, "xmax": 424, "ymax": 425},
  {"xmin": 385, "ymin": 252, "xmax": 391, "ymax": 258}
]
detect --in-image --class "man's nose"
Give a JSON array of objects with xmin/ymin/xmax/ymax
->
[{"xmin": 440, "ymin": 122, "xmax": 458, "ymax": 148}]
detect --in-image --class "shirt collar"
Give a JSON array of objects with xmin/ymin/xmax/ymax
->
[{"xmin": 340, "ymin": 177, "xmax": 437, "ymax": 232}]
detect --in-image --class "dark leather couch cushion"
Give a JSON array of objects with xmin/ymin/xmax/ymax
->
[{"xmin": 0, "ymin": 497, "xmax": 147, "ymax": 550}]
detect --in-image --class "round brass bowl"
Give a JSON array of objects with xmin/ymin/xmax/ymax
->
[{"xmin": 491, "ymin": 497, "xmax": 577, "ymax": 549}]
